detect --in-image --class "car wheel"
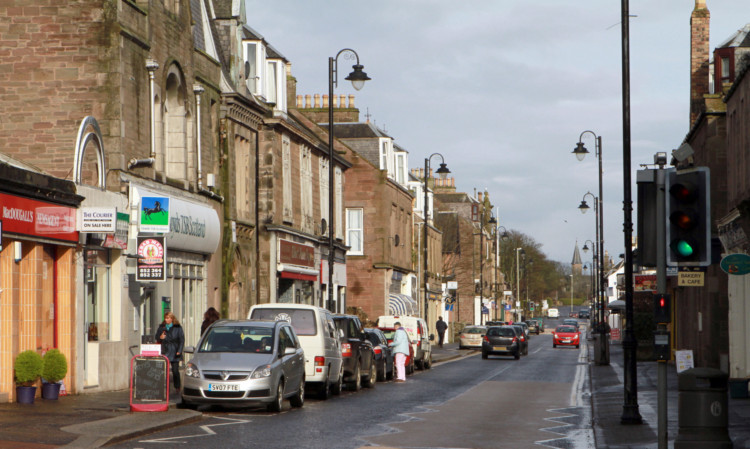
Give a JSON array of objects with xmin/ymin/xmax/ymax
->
[
  {"xmin": 177, "ymin": 400, "xmax": 197, "ymax": 410},
  {"xmin": 424, "ymin": 353, "xmax": 432, "ymax": 369},
  {"xmin": 290, "ymin": 377, "xmax": 304, "ymax": 408},
  {"xmin": 331, "ymin": 366, "xmax": 343, "ymax": 395},
  {"xmin": 268, "ymin": 380, "xmax": 284, "ymax": 412},
  {"xmin": 481, "ymin": 351, "xmax": 488, "ymax": 359},
  {"xmin": 376, "ymin": 360, "xmax": 385, "ymax": 382},
  {"xmin": 576, "ymin": 344, "xmax": 580, "ymax": 349},
  {"xmin": 386, "ymin": 360, "xmax": 395, "ymax": 380},
  {"xmin": 318, "ymin": 373, "xmax": 331, "ymax": 400},
  {"xmin": 349, "ymin": 361, "xmax": 361, "ymax": 391},
  {"xmin": 364, "ymin": 359, "xmax": 377, "ymax": 388},
  {"xmin": 553, "ymin": 343, "xmax": 557, "ymax": 348},
  {"xmin": 514, "ymin": 351, "xmax": 520, "ymax": 360}
]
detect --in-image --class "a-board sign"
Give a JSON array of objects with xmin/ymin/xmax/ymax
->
[{"xmin": 129, "ymin": 355, "xmax": 169, "ymax": 412}]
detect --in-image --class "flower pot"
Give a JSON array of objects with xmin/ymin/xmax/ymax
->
[
  {"xmin": 42, "ymin": 382, "xmax": 61, "ymax": 400},
  {"xmin": 16, "ymin": 386, "xmax": 37, "ymax": 404}
]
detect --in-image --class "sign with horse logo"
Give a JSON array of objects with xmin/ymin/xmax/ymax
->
[{"xmin": 140, "ymin": 196, "xmax": 170, "ymax": 233}]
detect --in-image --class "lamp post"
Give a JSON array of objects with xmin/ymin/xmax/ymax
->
[
  {"xmin": 423, "ymin": 154, "xmax": 450, "ymax": 324},
  {"xmin": 328, "ymin": 48, "xmax": 370, "ymax": 312},
  {"xmin": 582, "ymin": 239, "xmax": 597, "ymax": 319},
  {"xmin": 570, "ymin": 274, "xmax": 574, "ymax": 317},
  {"xmin": 579, "ymin": 191, "xmax": 601, "ymax": 329},
  {"xmin": 573, "ymin": 131, "xmax": 609, "ymax": 366},
  {"xmin": 493, "ymin": 223, "xmax": 508, "ymax": 320},
  {"xmin": 515, "ymin": 247, "xmax": 524, "ymax": 321}
]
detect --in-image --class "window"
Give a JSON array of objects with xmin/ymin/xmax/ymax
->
[
  {"xmin": 266, "ymin": 60, "xmax": 279, "ymax": 104},
  {"xmin": 395, "ymin": 152, "xmax": 407, "ymax": 185},
  {"xmin": 346, "ymin": 208, "xmax": 364, "ymax": 255},
  {"xmin": 319, "ymin": 158, "xmax": 329, "ymax": 235},
  {"xmin": 86, "ymin": 249, "xmax": 111, "ymax": 341},
  {"xmin": 244, "ymin": 42, "xmax": 259, "ymax": 94},
  {"xmin": 282, "ymin": 135, "xmax": 293, "ymax": 222},
  {"xmin": 722, "ymin": 57, "xmax": 730, "ymax": 80},
  {"xmin": 300, "ymin": 146, "xmax": 313, "ymax": 233},
  {"xmin": 379, "ymin": 139, "xmax": 392, "ymax": 173},
  {"xmin": 335, "ymin": 167, "xmax": 343, "ymax": 239}
]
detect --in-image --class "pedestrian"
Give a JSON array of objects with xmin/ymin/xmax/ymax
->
[
  {"xmin": 200, "ymin": 306, "xmax": 220, "ymax": 336},
  {"xmin": 155, "ymin": 311, "xmax": 185, "ymax": 392},
  {"xmin": 389, "ymin": 321, "xmax": 410, "ymax": 382},
  {"xmin": 436, "ymin": 316, "xmax": 448, "ymax": 348}
]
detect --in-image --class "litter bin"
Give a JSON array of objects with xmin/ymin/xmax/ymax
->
[{"xmin": 674, "ymin": 367, "xmax": 733, "ymax": 449}]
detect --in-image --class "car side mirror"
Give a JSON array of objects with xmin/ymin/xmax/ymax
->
[
  {"xmin": 338, "ymin": 329, "xmax": 345, "ymax": 339},
  {"xmin": 429, "ymin": 334, "xmax": 435, "ymax": 341},
  {"xmin": 184, "ymin": 346, "xmax": 195, "ymax": 354},
  {"xmin": 283, "ymin": 347, "xmax": 296, "ymax": 356}
]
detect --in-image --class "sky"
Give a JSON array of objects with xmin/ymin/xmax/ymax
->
[{"xmin": 243, "ymin": 0, "xmax": 749, "ymax": 266}]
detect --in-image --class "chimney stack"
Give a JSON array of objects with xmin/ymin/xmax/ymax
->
[{"xmin": 690, "ymin": 0, "xmax": 710, "ymax": 126}]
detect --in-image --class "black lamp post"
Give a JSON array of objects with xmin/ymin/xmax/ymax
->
[
  {"xmin": 423, "ymin": 155, "xmax": 450, "ymax": 323},
  {"xmin": 327, "ymin": 48, "xmax": 370, "ymax": 312},
  {"xmin": 579, "ymin": 191, "xmax": 602, "ymax": 330},
  {"xmin": 492, "ymin": 222, "xmax": 508, "ymax": 321},
  {"xmin": 582, "ymin": 238, "xmax": 597, "ymax": 316}
]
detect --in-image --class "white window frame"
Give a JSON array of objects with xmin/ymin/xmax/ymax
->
[
  {"xmin": 300, "ymin": 145, "xmax": 313, "ymax": 233},
  {"xmin": 335, "ymin": 166, "xmax": 343, "ymax": 239},
  {"xmin": 319, "ymin": 158, "xmax": 329, "ymax": 235},
  {"xmin": 282, "ymin": 134, "xmax": 293, "ymax": 223},
  {"xmin": 243, "ymin": 41, "xmax": 264, "ymax": 95},
  {"xmin": 346, "ymin": 208, "xmax": 364, "ymax": 255},
  {"xmin": 395, "ymin": 152, "xmax": 407, "ymax": 185}
]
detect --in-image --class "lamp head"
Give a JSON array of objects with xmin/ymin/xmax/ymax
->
[
  {"xmin": 582, "ymin": 243, "xmax": 590, "ymax": 253},
  {"xmin": 345, "ymin": 64, "xmax": 370, "ymax": 91},
  {"xmin": 500, "ymin": 231, "xmax": 510, "ymax": 242},
  {"xmin": 436, "ymin": 162, "xmax": 450, "ymax": 179},
  {"xmin": 578, "ymin": 199, "xmax": 590, "ymax": 214},
  {"xmin": 572, "ymin": 142, "xmax": 589, "ymax": 161}
]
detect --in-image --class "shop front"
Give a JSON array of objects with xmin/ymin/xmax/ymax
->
[
  {"xmin": 0, "ymin": 164, "xmax": 83, "ymax": 402},
  {"xmin": 277, "ymin": 239, "xmax": 317, "ymax": 305}
]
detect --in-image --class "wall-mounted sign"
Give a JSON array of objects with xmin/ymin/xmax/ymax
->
[
  {"xmin": 0, "ymin": 192, "xmax": 77, "ymax": 242},
  {"xmin": 78, "ymin": 207, "xmax": 116, "ymax": 232},
  {"xmin": 139, "ymin": 197, "xmax": 170, "ymax": 233},
  {"xmin": 634, "ymin": 274, "xmax": 656, "ymax": 292},
  {"xmin": 136, "ymin": 236, "xmax": 166, "ymax": 282},
  {"xmin": 279, "ymin": 239, "xmax": 315, "ymax": 267},
  {"xmin": 102, "ymin": 212, "xmax": 129, "ymax": 249},
  {"xmin": 720, "ymin": 253, "xmax": 750, "ymax": 276}
]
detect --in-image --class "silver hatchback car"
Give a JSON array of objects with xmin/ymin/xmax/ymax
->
[{"xmin": 181, "ymin": 320, "xmax": 305, "ymax": 411}]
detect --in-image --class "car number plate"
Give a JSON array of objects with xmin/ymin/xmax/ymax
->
[
  {"xmin": 208, "ymin": 384, "xmax": 239, "ymax": 391},
  {"xmin": 493, "ymin": 346, "xmax": 507, "ymax": 351},
  {"xmin": 562, "ymin": 339, "xmax": 571, "ymax": 343}
]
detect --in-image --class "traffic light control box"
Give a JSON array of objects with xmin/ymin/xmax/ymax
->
[{"xmin": 665, "ymin": 167, "xmax": 711, "ymax": 267}]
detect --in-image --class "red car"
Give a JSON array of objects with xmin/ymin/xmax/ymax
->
[
  {"xmin": 553, "ymin": 325, "xmax": 581, "ymax": 349},
  {"xmin": 378, "ymin": 327, "xmax": 415, "ymax": 374}
]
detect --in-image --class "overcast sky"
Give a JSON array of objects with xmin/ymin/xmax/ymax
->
[{"xmin": 244, "ymin": 0, "xmax": 748, "ymax": 266}]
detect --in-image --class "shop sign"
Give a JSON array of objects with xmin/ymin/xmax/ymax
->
[
  {"xmin": 279, "ymin": 240, "xmax": 315, "ymax": 268},
  {"xmin": 78, "ymin": 207, "xmax": 116, "ymax": 232},
  {"xmin": 0, "ymin": 192, "xmax": 77, "ymax": 242},
  {"xmin": 136, "ymin": 236, "xmax": 166, "ymax": 282},
  {"xmin": 634, "ymin": 274, "xmax": 656, "ymax": 291},
  {"xmin": 720, "ymin": 253, "xmax": 750, "ymax": 276},
  {"xmin": 102, "ymin": 212, "xmax": 129, "ymax": 249},
  {"xmin": 139, "ymin": 197, "xmax": 170, "ymax": 233}
]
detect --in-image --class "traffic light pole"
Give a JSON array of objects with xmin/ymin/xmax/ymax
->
[{"xmin": 655, "ymin": 166, "xmax": 668, "ymax": 449}]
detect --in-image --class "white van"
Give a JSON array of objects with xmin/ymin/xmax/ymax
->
[
  {"xmin": 377, "ymin": 315, "xmax": 433, "ymax": 369},
  {"xmin": 249, "ymin": 304, "xmax": 344, "ymax": 399},
  {"xmin": 547, "ymin": 308, "xmax": 559, "ymax": 318}
]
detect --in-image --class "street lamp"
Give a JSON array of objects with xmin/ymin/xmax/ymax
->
[
  {"xmin": 582, "ymin": 238, "xmax": 597, "ymax": 320},
  {"xmin": 569, "ymin": 274, "xmax": 574, "ymax": 317},
  {"xmin": 423, "ymin": 154, "xmax": 450, "ymax": 324},
  {"xmin": 328, "ymin": 48, "xmax": 370, "ymax": 312},
  {"xmin": 515, "ymin": 247, "xmax": 525, "ymax": 321},
  {"xmin": 579, "ymin": 191, "xmax": 601, "ymax": 330},
  {"xmin": 491, "ymin": 221, "xmax": 508, "ymax": 321},
  {"xmin": 573, "ymin": 131, "xmax": 609, "ymax": 366}
]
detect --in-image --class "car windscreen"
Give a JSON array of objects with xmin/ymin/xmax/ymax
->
[
  {"xmin": 380, "ymin": 329, "xmax": 395, "ymax": 340},
  {"xmin": 556, "ymin": 326, "xmax": 577, "ymax": 333},
  {"xmin": 463, "ymin": 327, "xmax": 485, "ymax": 334},
  {"xmin": 250, "ymin": 308, "xmax": 317, "ymax": 336},
  {"xmin": 487, "ymin": 327, "xmax": 515, "ymax": 337},
  {"xmin": 201, "ymin": 326, "xmax": 274, "ymax": 353}
]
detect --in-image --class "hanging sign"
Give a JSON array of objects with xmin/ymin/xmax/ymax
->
[
  {"xmin": 136, "ymin": 236, "xmax": 166, "ymax": 282},
  {"xmin": 139, "ymin": 196, "xmax": 170, "ymax": 233},
  {"xmin": 720, "ymin": 253, "xmax": 750, "ymax": 276},
  {"xmin": 78, "ymin": 207, "xmax": 116, "ymax": 232}
]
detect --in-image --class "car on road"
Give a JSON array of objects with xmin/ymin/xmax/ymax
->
[
  {"xmin": 481, "ymin": 325, "xmax": 522, "ymax": 360},
  {"xmin": 181, "ymin": 320, "xmax": 305, "ymax": 411},
  {"xmin": 458, "ymin": 325, "xmax": 487, "ymax": 349},
  {"xmin": 516, "ymin": 321, "xmax": 530, "ymax": 339},
  {"xmin": 248, "ymin": 304, "xmax": 344, "ymax": 400},
  {"xmin": 509, "ymin": 324, "xmax": 529, "ymax": 355},
  {"xmin": 562, "ymin": 319, "xmax": 580, "ymax": 330},
  {"xmin": 578, "ymin": 308, "xmax": 591, "ymax": 320},
  {"xmin": 333, "ymin": 315, "xmax": 377, "ymax": 391},
  {"xmin": 525, "ymin": 320, "xmax": 540, "ymax": 335},
  {"xmin": 547, "ymin": 308, "xmax": 559, "ymax": 318},
  {"xmin": 364, "ymin": 328, "xmax": 395, "ymax": 381},
  {"xmin": 377, "ymin": 315, "xmax": 433, "ymax": 370},
  {"xmin": 553, "ymin": 325, "xmax": 581, "ymax": 348},
  {"xmin": 379, "ymin": 326, "xmax": 416, "ymax": 375}
]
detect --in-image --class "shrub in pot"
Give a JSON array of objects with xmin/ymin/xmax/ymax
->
[
  {"xmin": 41, "ymin": 349, "xmax": 67, "ymax": 400},
  {"xmin": 14, "ymin": 350, "xmax": 43, "ymax": 403}
]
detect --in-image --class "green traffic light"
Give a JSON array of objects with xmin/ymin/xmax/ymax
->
[{"xmin": 671, "ymin": 239, "xmax": 695, "ymax": 258}]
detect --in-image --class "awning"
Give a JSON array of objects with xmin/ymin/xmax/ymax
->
[
  {"xmin": 607, "ymin": 299, "xmax": 626, "ymax": 310},
  {"xmin": 278, "ymin": 264, "xmax": 319, "ymax": 282},
  {"xmin": 388, "ymin": 294, "xmax": 418, "ymax": 316}
]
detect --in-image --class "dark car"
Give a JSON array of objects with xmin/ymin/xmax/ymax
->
[
  {"xmin": 525, "ymin": 320, "xmax": 540, "ymax": 335},
  {"xmin": 510, "ymin": 324, "xmax": 529, "ymax": 355},
  {"xmin": 379, "ymin": 327, "xmax": 415, "ymax": 374},
  {"xmin": 482, "ymin": 325, "xmax": 521, "ymax": 360},
  {"xmin": 562, "ymin": 318, "xmax": 580, "ymax": 330},
  {"xmin": 333, "ymin": 315, "xmax": 376, "ymax": 391},
  {"xmin": 364, "ymin": 328, "xmax": 395, "ymax": 381},
  {"xmin": 578, "ymin": 308, "xmax": 591, "ymax": 320}
]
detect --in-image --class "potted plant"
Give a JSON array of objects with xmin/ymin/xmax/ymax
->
[
  {"xmin": 41, "ymin": 349, "xmax": 68, "ymax": 400},
  {"xmin": 14, "ymin": 350, "xmax": 43, "ymax": 404}
]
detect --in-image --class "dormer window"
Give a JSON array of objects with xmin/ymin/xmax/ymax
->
[
  {"xmin": 244, "ymin": 41, "xmax": 264, "ymax": 95},
  {"xmin": 266, "ymin": 60, "xmax": 287, "ymax": 113},
  {"xmin": 721, "ymin": 56, "xmax": 730, "ymax": 81}
]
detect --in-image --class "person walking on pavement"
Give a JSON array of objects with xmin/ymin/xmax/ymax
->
[
  {"xmin": 200, "ymin": 306, "xmax": 220, "ymax": 336},
  {"xmin": 436, "ymin": 316, "xmax": 448, "ymax": 348},
  {"xmin": 389, "ymin": 321, "xmax": 410, "ymax": 382},
  {"xmin": 155, "ymin": 311, "xmax": 185, "ymax": 392}
]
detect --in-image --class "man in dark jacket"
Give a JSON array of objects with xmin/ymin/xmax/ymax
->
[
  {"xmin": 436, "ymin": 316, "xmax": 448, "ymax": 348},
  {"xmin": 155, "ymin": 311, "xmax": 185, "ymax": 391}
]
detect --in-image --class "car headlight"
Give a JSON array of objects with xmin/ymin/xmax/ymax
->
[
  {"xmin": 553, "ymin": 334, "xmax": 558, "ymax": 339},
  {"xmin": 185, "ymin": 362, "xmax": 201, "ymax": 378},
  {"xmin": 251, "ymin": 364, "xmax": 272, "ymax": 379}
]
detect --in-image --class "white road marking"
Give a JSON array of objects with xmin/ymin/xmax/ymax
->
[{"xmin": 138, "ymin": 416, "xmax": 251, "ymax": 443}]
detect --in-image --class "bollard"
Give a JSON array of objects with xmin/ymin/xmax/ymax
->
[{"xmin": 674, "ymin": 367, "xmax": 733, "ymax": 449}]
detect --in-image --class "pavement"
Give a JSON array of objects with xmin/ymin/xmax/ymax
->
[{"xmin": 0, "ymin": 340, "xmax": 748, "ymax": 448}]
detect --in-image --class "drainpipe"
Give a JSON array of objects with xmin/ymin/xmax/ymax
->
[
  {"xmin": 193, "ymin": 84, "xmax": 205, "ymax": 190},
  {"xmin": 145, "ymin": 59, "xmax": 159, "ymax": 162}
]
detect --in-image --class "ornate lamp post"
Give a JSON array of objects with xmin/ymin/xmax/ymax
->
[
  {"xmin": 327, "ymin": 48, "xmax": 370, "ymax": 311},
  {"xmin": 423, "ymin": 154, "xmax": 450, "ymax": 323},
  {"xmin": 582, "ymin": 238, "xmax": 597, "ymax": 320},
  {"xmin": 579, "ymin": 191, "xmax": 602, "ymax": 329}
]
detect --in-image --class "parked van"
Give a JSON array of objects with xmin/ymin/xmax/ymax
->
[
  {"xmin": 248, "ymin": 304, "xmax": 344, "ymax": 399},
  {"xmin": 376, "ymin": 315, "xmax": 433, "ymax": 370},
  {"xmin": 547, "ymin": 308, "xmax": 559, "ymax": 318}
]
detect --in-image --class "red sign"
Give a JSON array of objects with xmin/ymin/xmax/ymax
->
[
  {"xmin": 279, "ymin": 239, "xmax": 315, "ymax": 268},
  {"xmin": 137, "ymin": 236, "xmax": 166, "ymax": 282},
  {"xmin": 0, "ymin": 192, "xmax": 77, "ymax": 242}
]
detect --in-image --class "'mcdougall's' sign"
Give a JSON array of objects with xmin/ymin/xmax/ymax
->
[{"xmin": 0, "ymin": 192, "xmax": 77, "ymax": 242}]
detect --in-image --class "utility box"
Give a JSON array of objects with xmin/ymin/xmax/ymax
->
[{"xmin": 675, "ymin": 367, "xmax": 732, "ymax": 449}]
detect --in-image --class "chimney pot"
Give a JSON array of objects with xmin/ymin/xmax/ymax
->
[
  {"xmin": 305, "ymin": 95, "xmax": 311, "ymax": 108},
  {"xmin": 323, "ymin": 94, "xmax": 329, "ymax": 108}
]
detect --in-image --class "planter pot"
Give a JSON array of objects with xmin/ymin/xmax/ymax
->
[
  {"xmin": 16, "ymin": 386, "xmax": 37, "ymax": 404},
  {"xmin": 42, "ymin": 382, "xmax": 61, "ymax": 400}
]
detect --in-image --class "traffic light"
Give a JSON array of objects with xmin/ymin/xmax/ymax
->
[
  {"xmin": 665, "ymin": 167, "xmax": 711, "ymax": 266},
  {"xmin": 654, "ymin": 293, "xmax": 671, "ymax": 324}
]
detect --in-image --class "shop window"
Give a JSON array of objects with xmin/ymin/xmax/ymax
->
[{"xmin": 86, "ymin": 249, "xmax": 111, "ymax": 341}]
